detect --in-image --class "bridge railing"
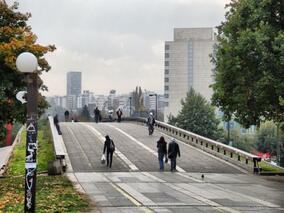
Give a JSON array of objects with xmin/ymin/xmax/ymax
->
[
  {"xmin": 124, "ymin": 117, "xmax": 261, "ymax": 173},
  {"xmin": 48, "ymin": 116, "xmax": 66, "ymax": 174}
]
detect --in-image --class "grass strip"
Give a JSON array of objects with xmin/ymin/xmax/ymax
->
[
  {"xmin": 0, "ymin": 119, "xmax": 90, "ymax": 212},
  {"xmin": 259, "ymin": 161, "xmax": 284, "ymax": 173}
]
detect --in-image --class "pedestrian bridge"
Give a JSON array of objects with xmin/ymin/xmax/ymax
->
[
  {"xmin": 59, "ymin": 119, "xmax": 257, "ymax": 174},
  {"xmin": 49, "ymin": 119, "xmax": 284, "ymax": 212}
]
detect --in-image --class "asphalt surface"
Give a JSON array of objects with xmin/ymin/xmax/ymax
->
[
  {"xmin": 60, "ymin": 122, "xmax": 284, "ymax": 213},
  {"xmin": 61, "ymin": 122, "xmax": 242, "ymax": 173}
]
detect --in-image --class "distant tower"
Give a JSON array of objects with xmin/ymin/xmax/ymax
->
[
  {"xmin": 67, "ymin": 71, "xmax": 81, "ymax": 96},
  {"xmin": 164, "ymin": 28, "xmax": 216, "ymax": 121},
  {"xmin": 67, "ymin": 71, "xmax": 82, "ymax": 111}
]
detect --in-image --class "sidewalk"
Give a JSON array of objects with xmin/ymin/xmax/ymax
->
[{"xmin": 68, "ymin": 171, "xmax": 284, "ymax": 213}]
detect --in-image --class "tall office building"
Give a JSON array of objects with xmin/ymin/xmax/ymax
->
[
  {"xmin": 164, "ymin": 28, "xmax": 216, "ymax": 121},
  {"xmin": 67, "ymin": 71, "xmax": 82, "ymax": 96},
  {"xmin": 67, "ymin": 71, "xmax": 82, "ymax": 111}
]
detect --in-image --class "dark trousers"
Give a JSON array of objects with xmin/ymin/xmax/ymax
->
[
  {"xmin": 106, "ymin": 150, "xmax": 114, "ymax": 168},
  {"xmin": 158, "ymin": 152, "xmax": 165, "ymax": 170},
  {"xmin": 117, "ymin": 116, "xmax": 121, "ymax": 122},
  {"xmin": 170, "ymin": 158, "xmax": 177, "ymax": 171}
]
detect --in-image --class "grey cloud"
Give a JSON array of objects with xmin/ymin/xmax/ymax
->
[{"xmin": 10, "ymin": 0, "xmax": 227, "ymax": 95}]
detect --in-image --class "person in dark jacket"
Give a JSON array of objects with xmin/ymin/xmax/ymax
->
[
  {"xmin": 116, "ymin": 108, "xmax": 123, "ymax": 122},
  {"xmin": 53, "ymin": 114, "xmax": 62, "ymax": 135},
  {"xmin": 103, "ymin": 135, "xmax": 115, "ymax": 168},
  {"xmin": 157, "ymin": 136, "xmax": 167, "ymax": 171},
  {"xmin": 168, "ymin": 138, "xmax": 180, "ymax": 172},
  {"xmin": 94, "ymin": 107, "xmax": 100, "ymax": 123}
]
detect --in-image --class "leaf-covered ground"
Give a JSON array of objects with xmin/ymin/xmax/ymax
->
[{"xmin": 0, "ymin": 120, "xmax": 90, "ymax": 212}]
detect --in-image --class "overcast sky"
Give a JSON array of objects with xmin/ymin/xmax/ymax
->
[{"xmin": 12, "ymin": 0, "xmax": 229, "ymax": 96}]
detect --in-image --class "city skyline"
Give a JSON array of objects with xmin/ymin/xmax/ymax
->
[{"xmin": 10, "ymin": 0, "xmax": 230, "ymax": 96}]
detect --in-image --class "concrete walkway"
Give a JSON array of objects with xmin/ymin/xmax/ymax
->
[
  {"xmin": 60, "ymin": 122, "xmax": 284, "ymax": 213},
  {"xmin": 73, "ymin": 171, "xmax": 284, "ymax": 213}
]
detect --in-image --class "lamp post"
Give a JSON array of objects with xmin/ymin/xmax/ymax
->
[
  {"xmin": 16, "ymin": 52, "xmax": 38, "ymax": 213},
  {"xmin": 129, "ymin": 97, "xmax": 132, "ymax": 117},
  {"xmin": 149, "ymin": 94, "xmax": 157, "ymax": 120}
]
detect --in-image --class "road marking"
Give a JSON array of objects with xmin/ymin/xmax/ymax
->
[
  {"xmin": 165, "ymin": 183, "xmax": 242, "ymax": 213},
  {"xmin": 212, "ymin": 184, "xmax": 280, "ymax": 208},
  {"xmin": 105, "ymin": 123, "xmax": 186, "ymax": 173},
  {"xmin": 81, "ymin": 123, "xmax": 139, "ymax": 171},
  {"xmin": 176, "ymin": 172, "xmax": 203, "ymax": 183},
  {"xmin": 141, "ymin": 172, "xmax": 166, "ymax": 183},
  {"xmin": 157, "ymin": 130, "xmax": 248, "ymax": 174},
  {"xmin": 65, "ymin": 125, "xmax": 93, "ymax": 169},
  {"xmin": 110, "ymin": 182, "xmax": 153, "ymax": 213}
]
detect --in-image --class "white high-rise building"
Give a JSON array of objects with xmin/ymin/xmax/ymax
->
[{"xmin": 164, "ymin": 28, "xmax": 216, "ymax": 121}]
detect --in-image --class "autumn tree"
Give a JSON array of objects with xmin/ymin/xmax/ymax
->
[
  {"xmin": 211, "ymin": 0, "xmax": 284, "ymax": 127},
  {"xmin": 0, "ymin": 1, "xmax": 55, "ymax": 141}
]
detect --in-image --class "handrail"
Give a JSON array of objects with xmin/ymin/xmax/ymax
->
[{"xmin": 124, "ymin": 117, "xmax": 261, "ymax": 173}]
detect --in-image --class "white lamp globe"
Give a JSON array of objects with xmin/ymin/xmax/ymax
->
[{"xmin": 16, "ymin": 52, "xmax": 38, "ymax": 73}]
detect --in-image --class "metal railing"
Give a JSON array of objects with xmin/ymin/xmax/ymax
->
[{"xmin": 124, "ymin": 117, "xmax": 261, "ymax": 173}]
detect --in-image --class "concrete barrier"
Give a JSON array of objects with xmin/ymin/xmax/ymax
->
[
  {"xmin": 124, "ymin": 117, "xmax": 261, "ymax": 173},
  {"xmin": 48, "ymin": 116, "xmax": 66, "ymax": 174}
]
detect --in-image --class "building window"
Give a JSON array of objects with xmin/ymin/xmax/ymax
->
[
  {"xmin": 165, "ymin": 61, "xmax": 169, "ymax": 66},
  {"xmin": 165, "ymin": 44, "xmax": 170, "ymax": 50},
  {"xmin": 164, "ymin": 102, "xmax": 169, "ymax": 107},
  {"xmin": 164, "ymin": 94, "xmax": 169, "ymax": 98},
  {"xmin": 165, "ymin": 77, "xmax": 169, "ymax": 82},
  {"xmin": 165, "ymin": 69, "xmax": 169, "ymax": 74},
  {"xmin": 165, "ymin": 53, "xmax": 169, "ymax": 58},
  {"xmin": 165, "ymin": 86, "xmax": 169, "ymax": 91}
]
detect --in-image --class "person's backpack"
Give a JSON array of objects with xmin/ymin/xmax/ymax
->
[{"xmin": 109, "ymin": 140, "xmax": 115, "ymax": 152}]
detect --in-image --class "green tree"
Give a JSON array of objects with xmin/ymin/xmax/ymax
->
[
  {"xmin": 80, "ymin": 105, "xmax": 90, "ymax": 121},
  {"xmin": 0, "ymin": 1, "xmax": 55, "ymax": 141},
  {"xmin": 255, "ymin": 121, "xmax": 278, "ymax": 154},
  {"xmin": 211, "ymin": 0, "xmax": 284, "ymax": 128},
  {"xmin": 168, "ymin": 88, "xmax": 223, "ymax": 140}
]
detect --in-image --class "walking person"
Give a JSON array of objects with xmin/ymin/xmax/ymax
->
[
  {"xmin": 103, "ymin": 135, "xmax": 115, "ymax": 168},
  {"xmin": 64, "ymin": 110, "xmax": 70, "ymax": 122},
  {"xmin": 168, "ymin": 138, "xmax": 180, "ymax": 172},
  {"xmin": 147, "ymin": 112, "xmax": 155, "ymax": 135},
  {"xmin": 116, "ymin": 108, "xmax": 123, "ymax": 122},
  {"xmin": 53, "ymin": 114, "xmax": 62, "ymax": 135},
  {"xmin": 94, "ymin": 107, "xmax": 100, "ymax": 123},
  {"xmin": 157, "ymin": 136, "xmax": 167, "ymax": 171}
]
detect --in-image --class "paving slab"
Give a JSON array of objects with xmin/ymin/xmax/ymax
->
[
  {"xmin": 60, "ymin": 122, "xmax": 284, "ymax": 212},
  {"xmin": 70, "ymin": 172, "xmax": 284, "ymax": 213}
]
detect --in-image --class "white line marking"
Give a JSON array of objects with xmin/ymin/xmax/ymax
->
[
  {"xmin": 81, "ymin": 123, "xmax": 139, "ymax": 171},
  {"xmin": 165, "ymin": 183, "xmax": 242, "ymax": 213},
  {"xmin": 65, "ymin": 125, "xmax": 92, "ymax": 168},
  {"xmin": 176, "ymin": 172, "xmax": 203, "ymax": 183},
  {"xmin": 156, "ymin": 130, "xmax": 247, "ymax": 174},
  {"xmin": 213, "ymin": 184, "xmax": 280, "ymax": 208},
  {"xmin": 105, "ymin": 123, "xmax": 186, "ymax": 173},
  {"xmin": 141, "ymin": 172, "xmax": 166, "ymax": 183}
]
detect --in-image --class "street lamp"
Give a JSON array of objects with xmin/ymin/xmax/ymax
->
[
  {"xmin": 129, "ymin": 97, "xmax": 132, "ymax": 117},
  {"xmin": 16, "ymin": 52, "xmax": 38, "ymax": 213},
  {"xmin": 149, "ymin": 93, "xmax": 157, "ymax": 120}
]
